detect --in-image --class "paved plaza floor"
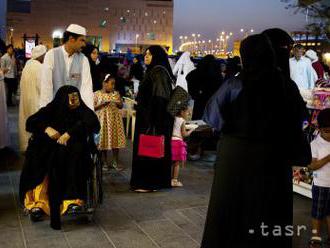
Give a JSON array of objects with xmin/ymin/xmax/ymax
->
[{"xmin": 0, "ymin": 107, "xmax": 313, "ymax": 248}]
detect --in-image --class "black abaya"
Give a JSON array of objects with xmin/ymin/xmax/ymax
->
[
  {"xmin": 130, "ymin": 66, "xmax": 174, "ymax": 190},
  {"xmin": 19, "ymin": 86, "xmax": 100, "ymax": 228},
  {"xmin": 201, "ymin": 34, "xmax": 311, "ymax": 248}
]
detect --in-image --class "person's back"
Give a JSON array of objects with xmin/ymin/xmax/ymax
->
[
  {"xmin": 202, "ymin": 34, "xmax": 307, "ymax": 248},
  {"xmin": 19, "ymin": 45, "xmax": 47, "ymax": 151},
  {"xmin": 186, "ymin": 55, "xmax": 221, "ymax": 120}
]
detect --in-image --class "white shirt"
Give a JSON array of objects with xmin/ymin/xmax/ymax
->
[
  {"xmin": 0, "ymin": 53, "xmax": 17, "ymax": 79},
  {"xmin": 289, "ymin": 56, "xmax": 317, "ymax": 90},
  {"xmin": 311, "ymin": 134, "xmax": 330, "ymax": 187},
  {"xmin": 40, "ymin": 45, "xmax": 94, "ymax": 110},
  {"xmin": 172, "ymin": 117, "xmax": 185, "ymax": 140}
]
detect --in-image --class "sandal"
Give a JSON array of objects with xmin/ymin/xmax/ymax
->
[
  {"xmin": 171, "ymin": 179, "xmax": 183, "ymax": 187},
  {"xmin": 309, "ymin": 237, "xmax": 322, "ymax": 248}
]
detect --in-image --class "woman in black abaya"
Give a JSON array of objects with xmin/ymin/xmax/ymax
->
[
  {"xmin": 19, "ymin": 85, "xmax": 100, "ymax": 230},
  {"xmin": 201, "ymin": 34, "xmax": 310, "ymax": 248},
  {"xmin": 186, "ymin": 54, "xmax": 222, "ymax": 120},
  {"xmin": 130, "ymin": 45, "xmax": 174, "ymax": 192}
]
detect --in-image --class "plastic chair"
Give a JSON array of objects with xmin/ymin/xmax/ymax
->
[{"xmin": 123, "ymin": 97, "xmax": 137, "ymax": 142}]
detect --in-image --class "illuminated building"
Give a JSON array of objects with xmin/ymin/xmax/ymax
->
[{"xmin": 7, "ymin": 0, "xmax": 173, "ymax": 53}]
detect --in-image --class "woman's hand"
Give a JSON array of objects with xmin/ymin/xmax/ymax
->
[
  {"xmin": 45, "ymin": 127, "xmax": 61, "ymax": 140},
  {"xmin": 57, "ymin": 132, "xmax": 71, "ymax": 146}
]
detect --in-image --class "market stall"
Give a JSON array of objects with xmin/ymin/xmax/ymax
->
[{"xmin": 293, "ymin": 85, "xmax": 330, "ymax": 198}]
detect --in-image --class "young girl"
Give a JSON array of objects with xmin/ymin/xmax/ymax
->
[
  {"xmin": 94, "ymin": 74, "xmax": 126, "ymax": 171},
  {"xmin": 171, "ymin": 106, "xmax": 196, "ymax": 187}
]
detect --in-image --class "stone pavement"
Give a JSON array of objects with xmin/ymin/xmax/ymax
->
[{"xmin": 0, "ymin": 107, "xmax": 313, "ymax": 248}]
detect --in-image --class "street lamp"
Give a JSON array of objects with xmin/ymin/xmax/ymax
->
[
  {"xmin": 179, "ymin": 36, "xmax": 184, "ymax": 46},
  {"xmin": 135, "ymin": 34, "xmax": 139, "ymax": 52}
]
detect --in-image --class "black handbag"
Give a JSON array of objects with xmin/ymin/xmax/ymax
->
[
  {"xmin": 166, "ymin": 85, "xmax": 190, "ymax": 117},
  {"xmin": 153, "ymin": 65, "xmax": 190, "ymax": 117}
]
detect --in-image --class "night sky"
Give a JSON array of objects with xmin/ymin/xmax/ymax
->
[{"xmin": 173, "ymin": 0, "xmax": 307, "ymax": 49}]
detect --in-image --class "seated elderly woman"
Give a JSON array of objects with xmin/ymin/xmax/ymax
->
[{"xmin": 19, "ymin": 85, "xmax": 100, "ymax": 230}]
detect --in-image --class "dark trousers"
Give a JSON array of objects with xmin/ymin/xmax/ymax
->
[{"xmin": 4, "ymin": 77, "xmax": 18, "ymax": 105}]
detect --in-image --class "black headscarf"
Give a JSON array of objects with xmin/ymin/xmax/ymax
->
[
  {"xmin": 197, "ymin": 55, "xmax": 222, "ymax": 87},
  {"xmin": 240, "ymin": 34, "xmax": 277, "ymax": 85},
  {"xmin": 237, "ymin": 34, "xmax": 287, "ymax": 135},
  {"xmin": 48, "ymin": 86, "xmax": 88, "ymax": 115},
  {"xmin": 146, "ymin": 45, "xmax": 175, "ymax": 80},
  {"xmin": 197, "ymin": 55, "xmax": 219, "ymax": 73},
  {"xmin": 262, "ymin": 28, "xmax": 294, "ymax": 78},
  {"xmin": 82, "ymin": 43, "xmax": 98, "ymax": 64},
  {"xmin": 82, "ymin": 43, "xmax": 101, "ymax": 91}
]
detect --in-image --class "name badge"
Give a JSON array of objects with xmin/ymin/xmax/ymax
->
[{"xmin": 70, "ymin": 73, "xmax": 81, "ymax": 81}]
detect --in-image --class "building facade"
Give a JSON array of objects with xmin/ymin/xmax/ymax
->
[
  {"xmin": 7, "ymin": 0, "xmax": 173, "ymax": 53},
  {"xmin": 0, "ymin": 0, "xmax": 7, "ymax": 41}
]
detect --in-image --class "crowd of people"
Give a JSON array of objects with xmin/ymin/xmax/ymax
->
[{"xmin": 0, "ymin": 23, "xmax": 330, "ymax": 247}]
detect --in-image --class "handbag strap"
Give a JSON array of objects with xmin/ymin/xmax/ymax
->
[
  {"xmin": 154, "ymin": 65, "xmax": 175, "ymax": 88},
  {"xmin": 145, "ymin": 126, "xmax": 157, "ymax": 135}
]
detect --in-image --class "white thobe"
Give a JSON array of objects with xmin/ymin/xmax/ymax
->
[
  {"xmin": 18, "ymin": 59, "xmax": 43, "ymax": 151},
  {"xmin": 289, "ymin": 56, "xmax": 317, "ymax": 90}
]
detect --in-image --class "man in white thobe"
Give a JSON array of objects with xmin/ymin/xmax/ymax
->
[
  {"xmin": 40, "ymin": 24, "xmax": 94, "ymax": 110},
  {"xmin": 289, "ymin": 44, "xmax": 317, "ymax": 90},
  {"xmin": 18, "ymin": 45, "xmax": 47, "ymax": 151}
]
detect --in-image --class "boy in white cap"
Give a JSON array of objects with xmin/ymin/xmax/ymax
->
[
  {"xmin": 39, "ymin": 24, "xmax": 94, "ymax": 110},
  {"xmin": 19, "ymin": 45, "xmax": 47, "ymax": 151}
]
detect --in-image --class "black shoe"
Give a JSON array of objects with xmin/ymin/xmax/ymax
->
[{"xmin": 30, "ymin": 208, "xmax": 43, "ymax": 222}]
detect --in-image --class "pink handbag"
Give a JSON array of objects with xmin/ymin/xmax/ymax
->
[{"xmin": 138, "ymin": 134, "xmax": 165, "ymax": 158}]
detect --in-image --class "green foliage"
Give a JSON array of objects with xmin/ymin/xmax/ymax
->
[{"xmin": 281, "ymin": 0, "xmax": 330, "ymax": 39}]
